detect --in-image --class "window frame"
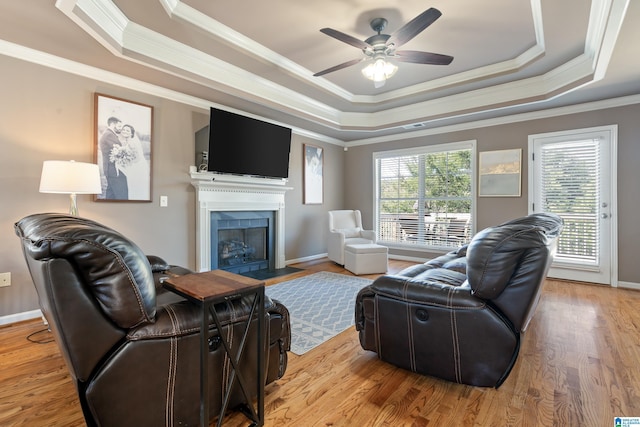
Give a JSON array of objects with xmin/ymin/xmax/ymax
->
[{"xmin": 373, "ymin": 140, "xmax": 477, "ymax": 252}]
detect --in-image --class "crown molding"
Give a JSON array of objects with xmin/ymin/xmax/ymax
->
[
  {"xmin": 160, "ymin": 0, "xmax": 548, "ymax": 106},
  {"xmin": 2, "ymin": 37, "xmax": 639, "ymax": 149},
  {"xmin": 55, "ymin": 0, "xmax": 127, "ymax": 53},
  {"xmin": 346, "ymin": 93, "xmax": 640, "ymax": 147},
  {"xmin": 157, "ymin": 0, "xmax": 357, "ymax": 102},
  {"xmin": 339, "ymin": 54, "xmax": 597, "ymax": 131},
  {"xmin": 589, "ymin": 0, "xmax": 630, "ymax": 80},
  {"xmin": 0, "ymin": 38, "xmax": 343, "ymax": 146},
  {"xmin": 51, "ymin": 0, "xmax": 628, "ymax": 133}
]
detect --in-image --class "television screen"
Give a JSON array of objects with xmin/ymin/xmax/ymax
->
[{"xmin": 206, "ymin": 108, "xmax": 292, "ymax": 179}]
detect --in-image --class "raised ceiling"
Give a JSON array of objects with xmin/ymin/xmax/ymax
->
[{"xmin": 0, "ymin": 0, "xmax": 638, "ymax": 143}]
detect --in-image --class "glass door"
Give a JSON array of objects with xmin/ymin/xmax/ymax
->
[{"xmin": 529, "ymin": 125, "xmax": 617, "ymax": 285}]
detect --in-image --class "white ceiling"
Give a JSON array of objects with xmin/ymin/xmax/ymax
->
[{"xmin": 1, "ymin": 0, "xmax": 638, "ymax": 144}]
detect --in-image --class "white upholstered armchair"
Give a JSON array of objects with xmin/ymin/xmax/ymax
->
[{"xmin": 328, "ymin": 210, "xmax": 376, "ymax": 265}]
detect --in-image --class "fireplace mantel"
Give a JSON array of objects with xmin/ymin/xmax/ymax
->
[{"xmin": 191, "ymin": 171, "xmax": 293, "ymax": 272}]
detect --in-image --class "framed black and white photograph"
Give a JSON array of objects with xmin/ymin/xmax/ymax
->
[
  {"xmin": 94, "ymin": 93, "xmax": 153, "ymax": 202},
  {"xmin": 479, "ymin": 148, "xmax": 522, "ymax": 197},
  {"xmin": 303, "ymin": 144, "xmax": 323, "ymax": 204}
]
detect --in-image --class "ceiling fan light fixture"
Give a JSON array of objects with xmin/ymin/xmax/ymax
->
[
  {"xmin": 315, "ymin": 8, "xmax": 452, "ymax": 84},
  {"xmin": 361, "ymin": 57, "xmax": 397, "ymax": 84}
]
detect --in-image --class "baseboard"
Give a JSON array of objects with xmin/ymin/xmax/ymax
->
[
  {"xmin": 0, "ymin": 309, "xmax": 43, "ymax": 326},
  {"xmin": 617, "ymin": 281, "xmax": 640, "ymax": 290},
  {"xmin": 388, "ymin": 254, "xmax": 430, "ymax": 263},
  {"xmin": 286, "ymin": 252, "xmax": 429, "ymax": 265},
  {"xmin": 286, "ymin": 253, "xmax": 328, "ymax": 265}
]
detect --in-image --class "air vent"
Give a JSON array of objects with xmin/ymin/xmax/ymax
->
[{"xmin": 402, "ymin": 122, "xmax": 427, "ymax": 130}]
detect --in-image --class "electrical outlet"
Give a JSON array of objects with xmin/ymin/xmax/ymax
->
[{"xmin": 0, "ymin": 272, "xmax": 11, "ymax": 287}]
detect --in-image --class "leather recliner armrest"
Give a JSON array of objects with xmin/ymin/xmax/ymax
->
[
  {"xmin": 128, "ymin": 295, "xmax": 277, "ymax": 341},
  {"xmin": 267, "ymin": 299, "xmax": 291, "ymax": 351},
  {"xmin": 127, "ymin": 301, "xmax": 202, "ymax": 340},
  {"xmin": 369, "ymin": 274, "xmax": 485, "ymax": 309},
  {"xmin": 146, "ymin": 255, "xmax": 170, "ymax": 272}
]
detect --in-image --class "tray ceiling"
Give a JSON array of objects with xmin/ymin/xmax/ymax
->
[{"xmin": 0, "ymin": 0, "xmax": 638, "ymax": 143}]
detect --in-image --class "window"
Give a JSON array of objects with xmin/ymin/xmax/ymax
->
[{"xmin": 374, "ymin": 141, "xmax": 475, "ymax": 250}]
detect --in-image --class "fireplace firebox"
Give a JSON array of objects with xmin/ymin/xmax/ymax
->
[{"xmin": 210, "ymin": 211, "xmax": 275, "ymax": 274}]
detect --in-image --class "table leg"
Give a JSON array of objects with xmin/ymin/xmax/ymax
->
[
  {"xmin": 256, "ymin": 287, "xmax": 265, "ymax": 426},
  {"xmin": 211, "ymin": 291, "xmax": 264, "ymax": 427},
  {"xmin": 201, "ymin": 302, "xmax": 210, "ymax": 427}
]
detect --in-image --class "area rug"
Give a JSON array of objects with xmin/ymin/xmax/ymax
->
[{"xmin": 265, "ymin": 271, "xmax": 373, "ymax": 355}]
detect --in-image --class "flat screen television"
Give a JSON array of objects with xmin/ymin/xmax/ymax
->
[{"xmin": 206, "ymin": 107, "xmax": 292, "ymax": 179}]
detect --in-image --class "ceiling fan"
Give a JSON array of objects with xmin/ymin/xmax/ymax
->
[{"xmin": 313, "ymin": 8, "xmax": 453, "ymax": 88}]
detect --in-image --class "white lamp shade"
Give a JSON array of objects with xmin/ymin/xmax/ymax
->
[{"xmin": 39, "ymin": 160, "xmax": 102, "ymax": 194}]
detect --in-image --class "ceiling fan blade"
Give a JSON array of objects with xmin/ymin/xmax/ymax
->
[
  {"xmin": 387, "ymin": 8, "xmax": 442, "ymax": 48},
  {"xmin": 313, "ymin": 58, "xmax": 364, "ymax": 77},
  {"xmin": 395, "ymin": 50, "xmax": 453, "ymax": 65},
  {"xmin": 320, "ymin": 28, "xmax": 371, "ymax": 50}
]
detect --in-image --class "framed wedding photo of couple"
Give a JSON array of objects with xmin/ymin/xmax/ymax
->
[{"xmin": 94, "ymin": 93, "xmax": 153, "ymax": 202}]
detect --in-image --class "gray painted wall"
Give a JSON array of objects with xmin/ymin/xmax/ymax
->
[
  {"xmin": 0, "ymin": 54, "xmax": 343, "ymax": 318},
  {"xmin": 1, "ymin": 52, "xmax": 639, "ymax": 320},
  {"xmin": 345, "ymin": 104, "xmax": 640, "ymax": 283}
]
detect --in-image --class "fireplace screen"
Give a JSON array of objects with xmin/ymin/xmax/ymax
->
[
  {"xmin": 218, "ymin": 227, "xmax": 267, "ymax": 267},
  {"xmin": 211, "ymin": 211, "xmax": 275, "ymax": 274}
]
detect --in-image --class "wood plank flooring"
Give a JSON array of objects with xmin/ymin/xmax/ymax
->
[{"xmin": 1, "ymin": 258, "xmax": 639, "ymax": 426}]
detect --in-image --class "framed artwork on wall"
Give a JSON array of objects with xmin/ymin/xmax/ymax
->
[
  {"xmin": 478, "ymin": 148, "xmax": 522, "ymax": 197},
  {"xmin": 303, "ymin": 144, "xmax": 323, "ymax": 204},
  {"xmin": 94, "ymin": 93, "xmax": 153, "ymax": 202}
]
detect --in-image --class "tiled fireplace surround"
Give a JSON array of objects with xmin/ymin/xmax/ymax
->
[{"xmin": 191, "ymin": 172, "xmax": 292, "ymax": 272}]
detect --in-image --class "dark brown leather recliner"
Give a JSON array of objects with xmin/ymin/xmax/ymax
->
[
  {"xmin": 15, "ymin": 213, "xmax": 291, "ymax": 426},
  {"xmin": 355, "ymin": 213, "xmax": 562, "ymax": 388}
]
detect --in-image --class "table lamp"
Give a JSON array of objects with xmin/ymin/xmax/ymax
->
[{"xmin": 39, "ymin": 160, "xmax": 102, "ymax": 216}]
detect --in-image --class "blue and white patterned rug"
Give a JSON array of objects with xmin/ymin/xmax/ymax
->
[{"xmin": 265, "ymin": 271, "xmax": 373, "ymax": 355}]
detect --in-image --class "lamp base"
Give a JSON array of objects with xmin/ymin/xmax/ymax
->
[{"xmin": 69, "ymin": 193, "xmax": 79, "ymax": 216}]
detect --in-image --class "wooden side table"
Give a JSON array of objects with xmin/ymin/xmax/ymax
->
[{"xmin": 163, "ymin": 270, "xmax": 265, "ymax": 427}]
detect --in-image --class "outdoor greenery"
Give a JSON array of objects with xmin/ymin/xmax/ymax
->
[
  {"xmin": 540, "ymin": 141, "xmax": 599, "ymax": 260},
  {"xmin": 376, "ymin": 148, "xmax": 473, "ymax": 248},
  {"xmin": 378, "ymin": 149, "xmax": 472, "ymax": 216}
]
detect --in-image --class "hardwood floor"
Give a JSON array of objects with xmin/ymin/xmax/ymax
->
[{"xmin": 1, "ymin": 258, "xmax": 639, "ymax": 426}]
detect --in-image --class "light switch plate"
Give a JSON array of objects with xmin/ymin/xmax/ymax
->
[{"xmin": 0, "ymin": 272, "xmax": 11, "ymax": 287}]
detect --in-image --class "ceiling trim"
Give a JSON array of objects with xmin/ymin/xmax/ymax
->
[
  {"xmin": 2, "ymin": 37, "xmax": 638, "ymax": 149},
  {"xmin": 56, "ymin": 0, "xmax": 344, "ymax": 127},
  {"xmin": 55, "ymin": 0, "xmax": 127, "ymax": 53},
  {"xmin": 159, "ymin": 0, "xmax": 548, "ymax": 106},
  {"xmin": 53, "ymin": 0, "xmax": 629, "ymax": 134},
  {"xmin": 54, "ymin": 0, "xmax": 628, "ymax": 134},
  {"xmin": 0, "ymin": 38, "xmax": 344, "ymax": 146},
  {"xmin": 340, "ymin": 54, "xmax": 597, "ymax": 131},
  {"xmin": 354, "ymin": 44, "xmax": 546, "ymax": 105},
  {"xmin": 158, "ymin": 0, "xmax": 355, "ymax": 102},
  {"xmin": 588, "ymin": 0, "xmax": 630, "ymax": 80},
  {"xmin": 346, "ymin": 93, "xmax": 640, "ymax": 147}
]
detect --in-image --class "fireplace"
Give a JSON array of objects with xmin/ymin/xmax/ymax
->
[
  {"xmin": 191, "ymin": 172, "xmax": 292, "ymax": 272},
  {"xmin": 211, "ymin": 211, "xmax": 275, "ymax": 274}
]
